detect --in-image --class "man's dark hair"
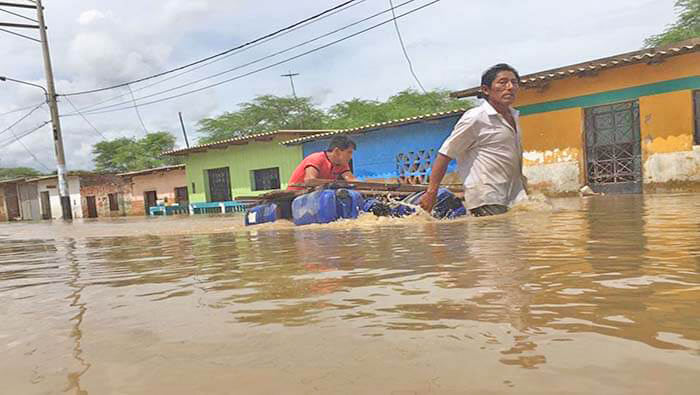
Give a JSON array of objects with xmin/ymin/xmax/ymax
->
[
  {"xmin": 327, "ymin": 135, "xmax": 356, "ymax": 151},
  {"xmin": 480, "ymin": 63, "xmax": 520, "ymax": 89}
]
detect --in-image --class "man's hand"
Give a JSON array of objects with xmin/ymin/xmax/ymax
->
[{"xmin": 419, "ymin": 189, "xmax": 438, "ymax": 212}]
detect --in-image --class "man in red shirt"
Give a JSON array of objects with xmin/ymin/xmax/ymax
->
[{"xmin": 287, "ymin": 136, "xmax": 357, "ymax": 190}]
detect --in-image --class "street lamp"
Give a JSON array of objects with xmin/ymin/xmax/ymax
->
[{"xmin": 0, "ymin": 76, "xmax": 48, "ymax": 99}]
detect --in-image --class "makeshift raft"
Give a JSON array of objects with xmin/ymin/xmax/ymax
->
[{"xmin": 240, "ymin": 180, "xmax": 466, "ymax": 226}]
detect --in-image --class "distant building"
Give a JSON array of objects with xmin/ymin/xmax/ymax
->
[
  {"xmin": 119, "ymin": 164, "xmax": 187, "ymax": 215},
  {"xmin": 163, "ymin": 130, "xmax": 326, "ymax": 202}
]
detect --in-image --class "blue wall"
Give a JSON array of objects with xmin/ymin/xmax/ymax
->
[{"xmin": 301, "ymin": 114, "xmax": 462, "ymax": 180}]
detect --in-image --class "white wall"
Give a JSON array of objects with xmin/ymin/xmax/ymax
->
[{"xmin": 36, "ymin": 176, "xmax": 83, "ymax": 219}]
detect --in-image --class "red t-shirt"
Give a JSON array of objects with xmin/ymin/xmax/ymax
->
[{"xmin": 287, "ymin": 151, "xmax": 351, "ymax": 190}]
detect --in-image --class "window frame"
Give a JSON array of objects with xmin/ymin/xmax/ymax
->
[{"xmin": 250, "ymin": 167, "xmax": 281, "ymax": 191}]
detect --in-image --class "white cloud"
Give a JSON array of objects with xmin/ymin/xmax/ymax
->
[{"xmin": 77, "ymin": 9, "xmax": 105, "ymax": 25}]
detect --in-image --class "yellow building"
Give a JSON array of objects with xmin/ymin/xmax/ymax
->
[{"xmin": 452, "ymin": 39, "xmax": 700, "ymax": 194}]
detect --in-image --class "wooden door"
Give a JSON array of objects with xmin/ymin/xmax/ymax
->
[
  {"xmin": 86, "ymin": 196, "xmax": 98, "ymax": 218},
  {"xmin": 40, "ymin": 191, "xmax": 52, "ymax": 219},
  {"xmin": 144, "ymin": 191, "xmax": 157, "ymax": 214}
]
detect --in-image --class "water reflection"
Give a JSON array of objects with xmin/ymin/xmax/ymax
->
[{"xmin": 1, "ymin": 194, "xmax": 699, "ymax": 393}]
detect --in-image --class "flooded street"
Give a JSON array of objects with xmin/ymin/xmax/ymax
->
[{"xmin": 1, "ymin": 193, "xmax": 699, "ymax": 394}]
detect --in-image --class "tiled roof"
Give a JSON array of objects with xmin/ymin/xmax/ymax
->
[
  {"xmin": 281, "ymin": 108, "xmax": 468, "ymax": 145},
  {"xmin": 162, "ymin": 130, "xmax": 330, "ymax": 156},
  {"xmin": 451, "ymin": 39, "xmax": 700, "ymax": 98}
]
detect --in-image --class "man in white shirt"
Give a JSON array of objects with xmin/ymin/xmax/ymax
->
[{"xmin": 420, "ymin": 64, "xmax": 528, "ymax": 216}]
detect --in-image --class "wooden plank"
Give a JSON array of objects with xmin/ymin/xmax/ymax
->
[{"xmin": 291, "ymin": 179, "xmax": 462, "ymax": 193}]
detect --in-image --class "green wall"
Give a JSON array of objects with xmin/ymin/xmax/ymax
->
[{"xmin": 183, "ymin": 137, "xmax": 303, "ymax": 202}]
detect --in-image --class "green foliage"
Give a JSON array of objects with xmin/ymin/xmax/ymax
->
[
  {"xmin": 92, "ymin": 131, "xmax": 181, "ymax": 172},
  {"xmin": 327, "ymin": 89, "xmax": 468, "ymax": 129},
  {"xmin": 197, "ymin": 95, "xmax": 327, "ymax": 143},
  {"xmin": 645, "ymin": 0, "xmax": 700, "ymax": 47},
  {"xmin": 0, "ymin": 167, "xmax": 42, "ymax": 180},
  {"xmin": 197, "ymin": 89, "xmax": 472, "ymax": 143}
]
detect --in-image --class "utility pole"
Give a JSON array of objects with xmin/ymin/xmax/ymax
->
[
  {"xmin": 281, "ymin": 71, "xmax": 300, "ymax": 99},
  {"xmin": 178, "ymin": 112, "xmax": 190, "ymax": 148},
  {"xmin": 35, "ymin": 0, "xmax": 72, "ymax": 219}
]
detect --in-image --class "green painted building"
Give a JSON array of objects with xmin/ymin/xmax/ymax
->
[{"xmin": 163, "ymin": 130, "xmax": 326, "ymax": 202}]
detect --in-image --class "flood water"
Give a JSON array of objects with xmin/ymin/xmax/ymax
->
[{"xmin": 1, "ymin": 193, "xmax": 699, "ymax": 394}]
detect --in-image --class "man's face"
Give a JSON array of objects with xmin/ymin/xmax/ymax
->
[
  {"xmin": 332, "ymin": 147, "xmax": 354, "ymax": 166},
  {"xmin": 482, "ymin": 70, "xmax": 519, "ymax": 107}
]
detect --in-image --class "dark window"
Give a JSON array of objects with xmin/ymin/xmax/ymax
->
[
  {"xmin": 694, "ymin": 90, "xmax": 699, "ymax": 145},
  {"xmin": 191, "ymin": 182, "xmax": 196, "ymax": 194},
  {"xmin": 251, "ymin": 167, "xmax": 280, "ymax": 191},
  {"xmin": 108, "ymin": 193, "xmax": 119, "ymax": 211}
]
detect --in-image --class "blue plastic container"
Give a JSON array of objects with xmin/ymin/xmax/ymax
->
[
  {"xmin": 244, "ymin": 202, "xmax": 278, "ymax": 226},
  {"xmin": 292, "ymin": 188, "xmax": 363, "ymax": 226}
]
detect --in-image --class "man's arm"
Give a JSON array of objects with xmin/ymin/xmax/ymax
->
[
  {"xmin": 419, "ymin": 153, "xmax": 452, "ymax": 211},
  {"xmin": 341, "ymin": 171, "xmax": 357, "ymax": 182},
  {"xmin": 303, "ymin": 166, "xmax": 320, "ymax": 182}
]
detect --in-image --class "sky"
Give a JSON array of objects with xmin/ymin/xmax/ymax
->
[{"xmin": 0, "ymin": 0, "xmax": 679, "ymax": 171}]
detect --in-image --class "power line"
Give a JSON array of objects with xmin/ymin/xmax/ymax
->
[
  {"xmin": 68, "ymin": 0, "xmax": 416, "ymax": 115},
  {"xmin": 388, "ymin": 0, "xmax": 427, "ymax": 93},
  {"xmin": 0, "ymin": 101, "xmax": 45, "ymax": 117},
  {"xmin": 6, "ymin": 123, "xmax": 51, "ymax": 171},
  {"xmin": 67, "ymin": 0, "xmax": 434, "ymax": 117},
  {"xmin": 0, "ymin": 102, "xmax": 44, "ymax": 137},
  {"xmin": 62, "ymin": 96, "xmax": 107, "ymax": 139},
  {"xmin": 60, "ymin": 0, "xmax": 362, "ymax": 96},
  {"xmin": 67, "ymin": 0, "xmax": 368, "ymax": 114},
  {"xmin": 0, "ymin": 7, "xmax": 38, "ymax": 23},
  {"xmin": 0, "ymin": 26, "xmax": 39, "ymax": 42},
  {"xmin": 126, "ymin": 84, "xmax": 148, "ymax": 134},
  {"xmin": 0, "ymin": 119, "xmax": 49, "ymax": 147}
]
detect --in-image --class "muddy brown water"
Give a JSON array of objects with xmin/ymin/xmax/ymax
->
[{"xmin": 1, "ymin": 194, "xmax": 699, "ymax": 394}]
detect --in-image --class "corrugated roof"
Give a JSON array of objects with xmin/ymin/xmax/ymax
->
[
  {"xmin": 117, "ymin": 164, "xmax": 185, "ymax": 177},
  {"xmin": 162, "ymin": 130, "xmax": 331, "ymax": 156},
  {"xmin": 451, "ymin": 38, "xmax": 700, "ymax": 98},
  {"xmin": 281, "ymin": 108, "xmax": 468, "ymax": 145}
]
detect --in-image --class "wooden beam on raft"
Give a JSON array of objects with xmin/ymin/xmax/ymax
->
[{"xmin": 292, "ymin": 179, "xmax": 462, "ymax": 193}]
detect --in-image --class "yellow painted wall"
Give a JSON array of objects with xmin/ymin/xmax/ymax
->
[
  {"xmin": 520, "ymin": 107, "xmax": 583, "ymax": 160},
  {"xmin": 639, "ymin": 90, "xmax": 695, "ymax": 161},
  {"xmin": 516, "ymin": 52, "xmax": 700, "ymax": 107}
]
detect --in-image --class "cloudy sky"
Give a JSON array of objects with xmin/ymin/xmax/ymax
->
[{"xmin": 0, "ymin": 0, "xmax": 678, "ymax": 171}]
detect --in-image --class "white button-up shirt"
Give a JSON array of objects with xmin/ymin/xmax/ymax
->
[{"xmin": 438, "ymin": 101, "xmax": 528, "ymax": 210}]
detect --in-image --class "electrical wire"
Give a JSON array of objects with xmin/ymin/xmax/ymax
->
[
  {"xmin": 388, "ymin": 0, "xmax": 427, "ymax": 93},
  {"xmin": 67, "ymin": 0, "xmax": 437, "ymax": 117},
  {"xmin": 0, "ymin": 103, "xmax": 45, "ymax": 137},
  {"xmin": 0, "ymin": 101, "xmax": 46, "ymax": 117},
  {"xmin": 62, "ymin": 96, "xmax": 107, "ymax": 139},
  {"xmin": 0, "ymin": 27, "xmax": 40, "ymax": 43},
  {"xmin": 67, "ymin": 0, "xmax": 368, "ymax": 114},
  {"xmin": 6, "ymin": 124, "xmax": 51, "ymax": 171},
  {"xmin": 126, "ymin": 84, "xmax": 148, "ymax": 134},
  {"xmin": 60, "ymin": 0, "xmax": 362, "ymax": 96},
  {"xmin": 0, "ymin": 7, "xmax": 39, "ymax": 23}
]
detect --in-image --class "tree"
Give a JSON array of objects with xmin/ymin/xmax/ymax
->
[
  {"xmin": 197, "ymin": 95, "xmax": 327, "ymax": 143},
  {"xmin": 197, "ymin": 89, "xmax": 473, "ymax": 143},
  {"xmin": 645, "ymin": 0, "xmax": 700, "ymax": 47},
  {"xmin": 327, "ymin": 89, "xmax": 469, "ymax": 129},
  {"xmin": 0, "ymin": 167, "xmax": 42, "ymax": 180},
  {"xmin": 92, "ymin": 131, "xmax": 181, "ymax": 172}
]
